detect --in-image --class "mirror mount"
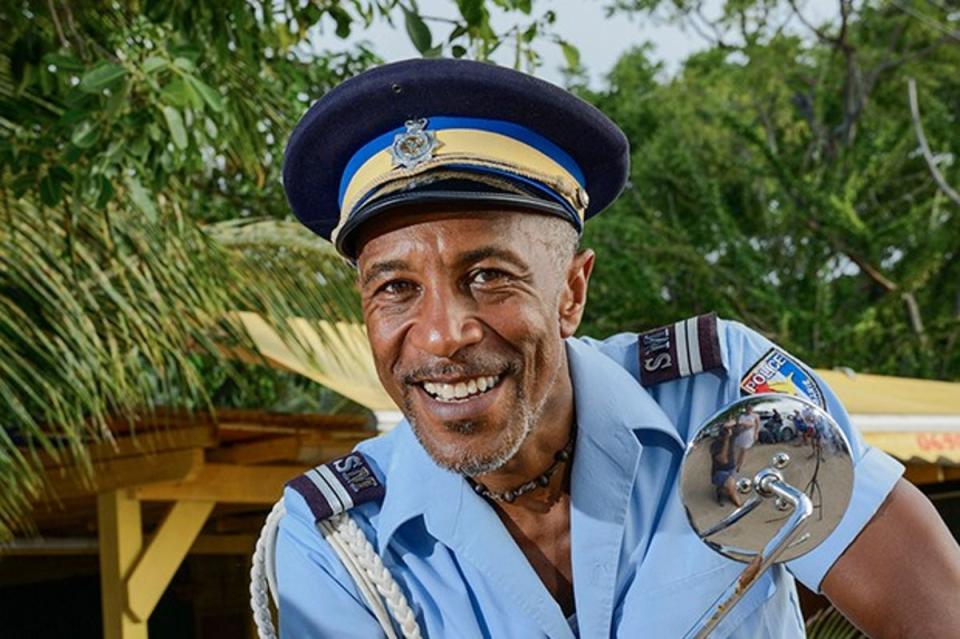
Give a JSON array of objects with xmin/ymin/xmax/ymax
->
[
  {"xmin": 679, "ymin": 394, "xmax": 854, "ymax": 637},
  {"xmin": 685, "ymin": 473, "xmax": 813, "ymax": 638}
]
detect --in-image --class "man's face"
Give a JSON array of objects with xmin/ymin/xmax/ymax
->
[{"xmin": 356, "ymin": 209, "xmax": 592, "ymax": 476}]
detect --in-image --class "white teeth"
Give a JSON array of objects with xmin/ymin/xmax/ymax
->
[{"xmin": 422, "ymin": 375, "xmax": 500, "ymax": 402}]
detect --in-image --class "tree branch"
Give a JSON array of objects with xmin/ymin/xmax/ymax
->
[
  {"xmin": 46, "ymin": 0, "xmax": 69, "ymax": 50},
  {"xmin": 907, "ymin": 77, "xmax": 960, "ymax": 208},
  {"xmin": 901, "ymin": 291, "xmax": 929, "ymax": 348}
]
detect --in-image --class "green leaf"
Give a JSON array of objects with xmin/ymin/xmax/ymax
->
[
  {"xmin": 161, "ymin": 77, "xmax": 200, "ymax": 109},
  {"xmin": 70, "ymin": 121, "xmax": 99, "ymax": 149},
  {"xmin": 186, "ymin": 76, "xmax": 224, "ymax": 113},
  {"xmin": 143, "ymin": 56, "xmax": 167, "ymax": 74},
  {"xmin": 104, "ymin": 138, "xmax": 126, "ymax": 161},
  {"xmin": 79, "ymin": 63, "xmax": 127, "ymax": 94},
  {"xmin": 42, "ymin": 53, "xmax": 85, "ymax": 72},
  {"xmin": 423, "ymin": 45, "xmax": 443, "ymax": 59},
  {"xmin": 173, "ymin": 57, "xmax": 195, "ymax": 72},
  {"xmin": 39, "ymin": 174, "xmax": 62, "ymax": 207},
  {"xmin": 451, "ymin": 45, "xmax": 467, "ymax": 58},
  {"xmin": 161, "ymin": 106, "xmax": 189, "ymax": 150},
  {"xmin": 559, "ymin": 41, "xmax": 581, "ymax": 69},
  {"xmin": 447, "ymin": 24, "xmax": 469, "ymax": 41},
  {"xmin": 105, "ymin": 79, "xmax": 131, "ymax": 117},
  {"xmin": 457, "ymin": 0, "xmax": 485, "ymax": 26},
  {"xmin": 403, "ymin": 8, "xmax": 432, "ymax": 54},
  {"xmin": 124, "ymin": 175, "xmax": 158, "ymax": 221},
  {"xmin": 50, "ymin": 166, "xmax": 73, "ymax": 184},
  {"xmin": 94, "ymin": 175, "xmax": 114, "ymax": 209},
  {"xmin": 328, "ymin": 6, "xmax": 353, "ymax": 38},
  {"xmin": 129, "ymin": 135, "xmax": 150, "ymax": 159}
]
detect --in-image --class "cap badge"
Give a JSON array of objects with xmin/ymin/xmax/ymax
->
[{"xmin": 391, "ymin": 118, "xmax": 438, "ymax": 170}]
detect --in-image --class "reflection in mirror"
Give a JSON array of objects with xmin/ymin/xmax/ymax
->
[
  {"xmin": 680, "ymin": 394, "xmax": 856, "ymax": 638},
  {"xmin": 681, "ymin": 394, "xmax": 854, "ymax": 563}
]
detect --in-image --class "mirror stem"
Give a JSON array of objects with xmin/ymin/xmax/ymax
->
[{"xmin": 684, "ymin": 472, "xmax": 814, "ymax": 639}]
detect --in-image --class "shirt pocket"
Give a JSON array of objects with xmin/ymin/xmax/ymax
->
[{"xmin": 615, "ymin": 561, "xmax": 779, "ymax": 639}]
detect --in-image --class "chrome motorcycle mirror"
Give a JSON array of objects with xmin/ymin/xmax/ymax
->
[{"xmin": 679, "ymin": 394, "xmax": 854, "ymax": 638}]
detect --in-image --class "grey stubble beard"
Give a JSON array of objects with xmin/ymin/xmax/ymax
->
[{"xmin": 403, "ymin": 381, "xmax": 538, "ymax": 477}]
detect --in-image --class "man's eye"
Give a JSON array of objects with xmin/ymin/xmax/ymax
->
[
  {"xmin": 469, "ymin": 268, "xmax": 508, "ymax": 285},
  {"xmin": 377, "ymin": 280, "xmax": 417, "ymax": 296}
]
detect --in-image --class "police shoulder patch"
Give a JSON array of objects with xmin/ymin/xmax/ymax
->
[
  {"xmin": 739, "ymin": 347, "xmax": 826, "ymax": 408},
  {"xmin": 286, "ymin": 452, "xmax": 385, "ymax": 523},
  {"xmin": 638, "ymin": 312, "xmax": 725, "ymax": 386}
]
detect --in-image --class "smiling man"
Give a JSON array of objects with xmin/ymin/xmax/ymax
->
[{"xmin": 273, "ymin": 59, "xmax": 960, "ymax": 638}]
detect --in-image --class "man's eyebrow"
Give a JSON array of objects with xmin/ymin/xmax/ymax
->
[
  {"xmin": 457, "ymin": 246, "xmax": 527, "ymax": 270},
  {"xmin": 360, "ymin": 259, "xmax": 409, "ymax": 288}
]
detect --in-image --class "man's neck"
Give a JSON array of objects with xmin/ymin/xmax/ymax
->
[{"xmin": 473, "ymin": 358, "xmax": 576, "ymax": 500}]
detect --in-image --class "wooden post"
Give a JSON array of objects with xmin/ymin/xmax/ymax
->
[
  {"xmin": 98, "ymin": 490, "xmax": 148, "ymax": 639},
  {"xmin": 125, "ymin": 500, "xmax": 215, "ymax": 622}
]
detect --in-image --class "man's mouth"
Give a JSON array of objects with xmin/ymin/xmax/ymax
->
[{"xmin": 420, "ymin": 374, "xmax": 502, "ymax": 403}]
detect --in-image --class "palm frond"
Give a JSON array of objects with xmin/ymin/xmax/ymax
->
[{"xmin": 0, "ymin": 199, "xmax": 368, "ymax": 538}]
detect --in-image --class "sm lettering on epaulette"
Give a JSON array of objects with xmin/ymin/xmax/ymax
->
[
  {"xmin": 286, "ymin": 452, "xmax": 384, "ymax": 522},
  {"xmin": 638, "ymin": 313, "xmax": 725, "ymax": 386}
]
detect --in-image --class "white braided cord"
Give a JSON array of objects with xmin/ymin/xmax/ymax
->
[
  {"xmin": 318, "ymin": 515, "xmax": 399, "ymax": 639},
  {"xmin": 330, "ymin": 514, "xmax": 423, "ymax": 639},
  {"xmin": 250, "ymin": 499, "xmax": 423, "ymax": 639},
  {"xmin": 251, "ymin": 500, "xmax": 285, "ymax": 639}
]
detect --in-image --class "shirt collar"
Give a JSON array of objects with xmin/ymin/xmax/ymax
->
[
  {"xmin": 565, "ymin": 337, "xmax": 685, "ymax": 450},
  {"xmin": 375, "ymin": 336, "xmax": 686, "ymax": 553}
]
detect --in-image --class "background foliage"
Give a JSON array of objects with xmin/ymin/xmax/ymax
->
[
  {"xmin": 581, "ymin": 0, "xmax": 960, "ymax": 381},
  {"xmin": 0, "ymin": 0, "xmax": 958, "ymax": 538},
  {"xmin": 0, "ymin": 0, "xmax": 555, "ymax": 536}
]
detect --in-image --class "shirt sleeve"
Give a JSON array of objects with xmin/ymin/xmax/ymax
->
[
  {"xmin": 721, "ymin": 320, "xmax": 905, "ymax": 593},
  {"xmin": 276, "ymin": 486, "xmax": 387, "ymax": 638}
]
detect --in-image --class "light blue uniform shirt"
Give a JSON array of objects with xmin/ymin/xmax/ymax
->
[{"xmin": 277, "ymin": 320, "xmax": 903, "ymax": 638}]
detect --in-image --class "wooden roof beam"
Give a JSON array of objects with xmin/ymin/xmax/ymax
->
[{"xmin": 134, "ymin": 463, "xmax": 305, "ymax": 505}]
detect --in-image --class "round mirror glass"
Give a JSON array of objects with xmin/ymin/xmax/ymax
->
[{"xmin": 680, "ymin": 394, "xmax": 854, "ymax": 563}]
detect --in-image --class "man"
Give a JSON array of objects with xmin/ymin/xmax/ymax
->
[
  {"xmin": 711, "ymin": 417, "xmax": 742, "ymax": 508},
  {"xmin": 733, "ymin": 404, "xmax": 761, "ymax": 471},
  {"xmin": 275, "ymin": 59, "xmax": 960, "ymax": 637}
]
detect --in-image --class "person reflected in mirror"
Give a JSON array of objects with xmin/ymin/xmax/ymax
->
[
  {"xmin": 734, "ymin": 404, "xmax": 761, "ymax": 471},
  {"xmin": 801, "ymin": 405, "xmax": 823, "ymax": 460},
  {"xmin": 711, "ymin": 417, "xmax": 742, "ymax": 507},
  {"xmin": 757, "ymin": 408, "xmax": 780, "ymax": 444},
  {"xmin": 792, "ymin": 409, "xmax": 809, "ymax": 448}
]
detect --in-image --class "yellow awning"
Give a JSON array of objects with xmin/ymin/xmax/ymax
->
[
  {"xmin": 233, "ymin": 312, "xmax": 397, "ymax": 412},
  {"xmin": 232, "ymin": 315, "xmax": 960, "ymax": 463},
  {"xmin": 816, "ymin": 369, "xmax": 960, "ymax": 464}
]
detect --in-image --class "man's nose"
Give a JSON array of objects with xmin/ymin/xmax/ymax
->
[{"xmin": 407, "ymin": 288, "xmax": 483, "ymax": 358}]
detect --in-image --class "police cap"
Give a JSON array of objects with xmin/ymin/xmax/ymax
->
[{"xmin": 283, "ymin": 58, "xmax": 629, "ymax": 259}]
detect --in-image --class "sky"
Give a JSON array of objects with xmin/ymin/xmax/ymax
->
[{"xmin": 318, "ymin": 0, "xmax": 840, "ymax": 87}]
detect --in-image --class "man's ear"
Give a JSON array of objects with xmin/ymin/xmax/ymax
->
[{"xmin": 559, "ymin": 248, "xmax": 595, "ymax": 338}]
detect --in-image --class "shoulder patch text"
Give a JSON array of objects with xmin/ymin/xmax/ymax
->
[
  {"xmin": 739, "ymin": 347, "xmax": 826, "ymax": 408},
  {"xmin": 286, "ymin": 452, "xmax": 385, "ymax": 523},
  {"xmin": 638, "ymin": 312, "xmax": 725, "ymax": 386}
]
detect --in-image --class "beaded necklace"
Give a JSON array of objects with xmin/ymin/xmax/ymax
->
[{"xmin": 470, "ymin": 426, "xmax": 576, "ymax": 503}]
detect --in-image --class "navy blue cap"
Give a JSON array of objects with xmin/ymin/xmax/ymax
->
[{"xmin": 283, "ymin": 58, "xmax": 629, "ymax": 258}]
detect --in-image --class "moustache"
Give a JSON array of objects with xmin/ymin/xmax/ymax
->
[{"xmin": 400, "ymin": 357, "xmax": 520, "ymax": 385}]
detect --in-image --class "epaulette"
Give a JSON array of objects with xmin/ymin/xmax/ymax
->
[
  {"xmin": 638, "ymin": 312, "xmax": 725, "ymax": 386},
  {"xmin": 286, "ymin": 452, "xmax": 385, "ymax": 522}
]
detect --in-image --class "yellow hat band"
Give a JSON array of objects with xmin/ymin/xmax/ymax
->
[{"xmin": 332, "ymin": 126, "xmax": 588, "ymax": 244}]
